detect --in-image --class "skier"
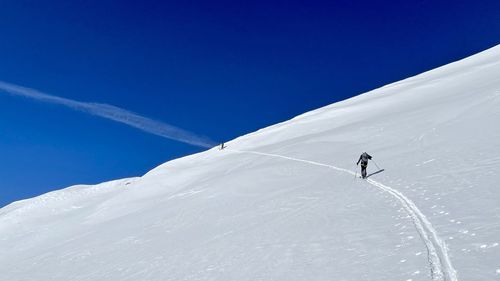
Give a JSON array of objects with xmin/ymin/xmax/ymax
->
[
  {"xmin": 220, "ymin": 142, "xmax": 225, "ymax": 150},
  {"xmin": 356, "ymin": 152, "xmax": 372, "ymax": 179}
]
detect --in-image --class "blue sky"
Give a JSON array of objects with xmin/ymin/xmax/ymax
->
[{"xmin": 0, "ymin": 0, "xmax": 499, "ymax": 207}]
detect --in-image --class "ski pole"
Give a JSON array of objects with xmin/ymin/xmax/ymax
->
[{"xmin": 372, "ymin": 159, "xmax": 381, "ymax": 170}]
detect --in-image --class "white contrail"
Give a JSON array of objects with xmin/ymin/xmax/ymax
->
[{"xmin": 0, "ymin": 81, "xmax": 216, "ymax": 148}]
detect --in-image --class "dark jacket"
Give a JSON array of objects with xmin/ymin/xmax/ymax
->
[{"xmin": 357, "ymin": 152, "xmax": 372, "ymax": 166}]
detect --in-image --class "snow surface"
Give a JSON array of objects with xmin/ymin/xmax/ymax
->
[{"xmin": 1, "ymin": 45, "xmax": 500, "ymax": 281}]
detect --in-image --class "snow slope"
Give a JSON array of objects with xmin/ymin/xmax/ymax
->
[{"xmin": 1, "ymin": 45, "xmax": 500, "ymax": 281}]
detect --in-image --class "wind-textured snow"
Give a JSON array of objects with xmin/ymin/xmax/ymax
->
[{"xmin": 1, "ymin": 45, "xmax": 500, "ymax": 281}]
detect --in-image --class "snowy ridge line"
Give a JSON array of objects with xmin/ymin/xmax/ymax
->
[{"xmin": 228, "ymin": 149, "xmax": 457, "ymax": 281}]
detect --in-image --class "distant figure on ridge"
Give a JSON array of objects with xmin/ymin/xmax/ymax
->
[
  {"xmin": 357, "ymin": 152, "xmax": 372, "ymax": 179},
  {"xmin": 220, "ymin": 142, "xmax": 225, "ymax": 150}
]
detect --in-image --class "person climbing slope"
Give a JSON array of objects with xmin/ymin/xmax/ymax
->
[{"xmin": 357, "ymin": 152, "xmax": 372, "ymax": 179}]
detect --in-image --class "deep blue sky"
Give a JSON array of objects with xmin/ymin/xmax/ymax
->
[{"xmin": 0, "ymin": 0, "xmax": 499, "ymax": 207}]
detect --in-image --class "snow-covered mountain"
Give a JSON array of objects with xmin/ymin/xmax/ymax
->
[{"xmin": 1, "ymin": 45, "xmax": 500, "ymax": 281}]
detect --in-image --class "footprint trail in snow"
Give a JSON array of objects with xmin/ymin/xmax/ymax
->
[{"xmin": 229, "ymin": 149, "xmax": 458, "ymax": 281}]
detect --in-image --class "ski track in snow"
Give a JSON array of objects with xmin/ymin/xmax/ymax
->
[{"xmin": 229, "ymin": 149, "xmax": 458, "ymax": 281}]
